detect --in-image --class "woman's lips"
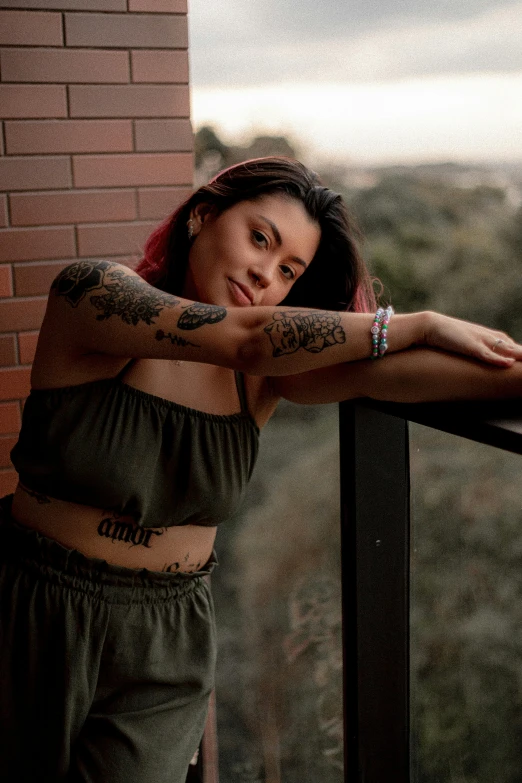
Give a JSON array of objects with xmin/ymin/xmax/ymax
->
[{"xmin": 228, "ymin": 278, "xmax": 254, "ymax": 306}]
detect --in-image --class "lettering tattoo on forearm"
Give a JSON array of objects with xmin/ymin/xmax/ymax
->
[
  {"xmin": 97, "ymin": 515, "xmax": 165, "ymax": 548},
  {"xmin": 20, "ymin": 484, "xmax": 51, "ymax": 504},
  {"xmin": 177, "ymin": 303, "xmax": 227, "ymax": 330},
  {"xmin": 155, "ymin": 330, "xmax": 200, "ymax": 349},
  {"xmin": 52, "ymin": 261, "xmax": 179, "ymax": 325},
  {"xmin": 264, "ymin": 310, "xmax": 346, "ymax": 357}
]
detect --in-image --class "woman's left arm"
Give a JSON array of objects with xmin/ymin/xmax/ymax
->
[{"xmin": 271, "ymin": 347, "xmax": 522, "ymax": 405}]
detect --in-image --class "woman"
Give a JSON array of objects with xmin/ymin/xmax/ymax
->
[{"xmin": 1, "ymin": 157, "xmax": 521, "ymax": 783}]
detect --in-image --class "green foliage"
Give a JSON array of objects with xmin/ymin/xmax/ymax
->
[
  {"xmin": 410, "ymin": 426, "xmax": 522, "ymax": 783},
  {"xmin": 196, "ymin": 127, "xmax": 522, "ymax": 781},
  {"xmin": 343, "ymin": 171, "xmax": 522, "ymax": 338}
]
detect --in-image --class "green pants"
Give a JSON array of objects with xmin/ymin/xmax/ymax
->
[{"xmin": 0, "ymin": 495, "xmax": 217, "ymax": 783}]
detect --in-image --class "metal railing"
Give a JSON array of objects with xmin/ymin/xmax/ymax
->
[{"xmin": 339, "ymin": 398, "xmax": 522, "ymax": 783}]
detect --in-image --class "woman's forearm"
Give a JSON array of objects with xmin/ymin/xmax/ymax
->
[
  {"xmin": 360, "ymin": 347, "xmax": 522, "ymax": 403},
  {"xmin": 52, "ymin": 262, "xmax": 520, "ymax": 377},
  {"xmin": 215, "ymin": 307, "xmax": 519, "ymax": 376},
  {"xmin": 234, "ymin": 309, "xmax": 425, "ymax": 375},
  {"xmin": 274, "ymin": 347, "xmax": 522, "ymax": 405}
]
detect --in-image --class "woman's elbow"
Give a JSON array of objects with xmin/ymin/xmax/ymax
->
[{"xmin": 232, "ymin": 317, "xmax": 268, "ymax": 375}]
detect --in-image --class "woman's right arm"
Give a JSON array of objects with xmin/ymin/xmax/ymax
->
[{"xmin": 43, "ymin": 260, "xmax": 522, "ymax": 377}]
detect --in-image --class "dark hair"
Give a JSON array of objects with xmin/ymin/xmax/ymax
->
[{"xmin": 136, "ymin": 157, "xmax": 376, "ymax": 313}]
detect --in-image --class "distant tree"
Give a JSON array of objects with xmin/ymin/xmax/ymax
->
[
  {"xmin": 194, "ymin": 126, "xmax": 299, "ymax": 185},
  {"xmin": 344, "ymin": 172, "xmax": 522, "ymax": 337},
  {"xmin": 194, "ymin": 125, "xmax": 229, "ymax": 169}
]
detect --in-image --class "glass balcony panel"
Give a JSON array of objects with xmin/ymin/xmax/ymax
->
[
  {"xmin": 211, "ymin": 401, "xmax": 343, "ymax": 783},
  {"xmin": 410, "ymin": 422, "xmax": 522, "ymax": 783}
]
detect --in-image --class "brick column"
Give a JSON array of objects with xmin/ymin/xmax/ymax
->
[{"xmin": 0, "ymin": 1, "xmax": 194, "ymax": 495}]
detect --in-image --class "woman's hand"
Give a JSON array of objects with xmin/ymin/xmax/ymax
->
[{"xmin": 422, "ymin": 311, "xmax": 522, "ymax": 366}]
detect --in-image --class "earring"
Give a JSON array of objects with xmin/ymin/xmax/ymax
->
[{"xmin": 187, "ymin": 219, "xmax": 194, "ymax": 240}]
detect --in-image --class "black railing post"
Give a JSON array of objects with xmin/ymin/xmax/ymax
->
[{"xmin": 340, "ymin": 401, "xmax": 410, "ymax": 782}]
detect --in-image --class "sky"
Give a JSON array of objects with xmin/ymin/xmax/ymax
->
[{"xmin": 188, "ymin": 0, "xmax": 522, "ymax": 166}]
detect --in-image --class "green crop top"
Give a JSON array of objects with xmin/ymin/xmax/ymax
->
[{"xmin": 10, "ymin": 366, "xmax": 260, "ymax": 528}]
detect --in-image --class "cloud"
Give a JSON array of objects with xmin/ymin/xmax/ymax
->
[
  {"xmin": 189, "ymin": 0, "xmax": 522, "ymax": 86},
  {"xmin": 192, "ymin": 72, "xmax": 522, "ymax": 165}
]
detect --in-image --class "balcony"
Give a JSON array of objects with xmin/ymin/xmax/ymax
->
[{"xmin": 205, "ymin": 397, "xmax": 522, "ymax": 783}]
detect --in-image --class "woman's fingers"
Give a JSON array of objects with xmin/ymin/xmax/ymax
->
[
  {"xmin": 479, "ymin": 333, "xmax": 522, "ymax": 365},
  {"xmin": 424, "ymin": 313, "xmax": 522, "ymax": 367}
]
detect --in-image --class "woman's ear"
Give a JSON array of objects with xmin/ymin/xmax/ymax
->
[{"xmin": 189, "ymin": 203, "xmax": 215, "ymax": 236}]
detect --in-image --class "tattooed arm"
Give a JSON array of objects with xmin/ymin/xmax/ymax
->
[
  {"xmin": 271, "ymin": 347, "xmax": 522, "ymax": 405},
  {"xmin": 44, "ymin": 260, "xmax": 522, "ymax": 377}
]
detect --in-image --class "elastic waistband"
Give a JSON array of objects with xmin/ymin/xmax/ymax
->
[{"xmin": 0, "ymin": 494, "xmax": 217, "ymax": 604}]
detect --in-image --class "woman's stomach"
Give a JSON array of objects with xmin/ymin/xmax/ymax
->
[{"xmin": 11, "ymin": 483, "xmax": 217, "ymax": 573}]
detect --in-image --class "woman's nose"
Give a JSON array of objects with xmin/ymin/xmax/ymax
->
[{"xmin": 249, "ymin": 264, "xmax": 273, "ymax": 289}]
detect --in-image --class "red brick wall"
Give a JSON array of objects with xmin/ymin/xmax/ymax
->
[{"xmin": 0, "ymin": 1, "xmax": 194, "ymax": 495}]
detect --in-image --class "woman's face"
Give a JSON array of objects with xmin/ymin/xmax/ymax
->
[{"xmin": 182, "ymin": 193, "xmax": 321, "ymax": 308}]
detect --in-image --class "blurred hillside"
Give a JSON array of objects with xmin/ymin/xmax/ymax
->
[{"xmin": 200, "ymin": 126, "xmax": 522, "ymax": 783}]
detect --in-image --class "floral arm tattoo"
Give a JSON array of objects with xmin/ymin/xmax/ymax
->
[
  {"xmin": 177, "ymin": 303, "xmax": 227, "ymax": 330},
  {"xmin": 52, "ymin": 261, "xmax": 179, "ymax": 325},
  {"xmin": 52, "ymin": 262, "xmax": 229, "ymax": 341},
  {"xmin": 264, "ymin": 311, "xmax": 346, "ymax": 357}
]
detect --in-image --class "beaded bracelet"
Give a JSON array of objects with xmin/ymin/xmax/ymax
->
[
  {"xmin": 378, "ymin": 305, "xmax": 393, "ymax": 357},
  {"xmin": 371, "ymin": 305, "xmax": 394, "ymax": 358},
  {"xmin": 370, "ymin": 307, "xmax": 385, "ymax": 358}
]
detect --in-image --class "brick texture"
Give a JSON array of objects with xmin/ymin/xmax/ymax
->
[
  {"xmin": 10, "ymin": 190, "xmax": 137, "ymax": 226},
  {"xmin": 18, "ymin": 331, "xmax": 39, "ymax": 365},
  {"xmin": 131, "ymin": 50, "xmax": 189, "ymax": 83},
  {"xmin": 0, "ymin": 196, "xmax": 7, "ymax": 228},
  {"xmin": 0, "ymin": 435, "xmax": 17, "ymax": 468},
  {"xmin": 0, "ymin": 85, "xmax": 67, "ymax": 119},
  {"xmin": 0, "ymin": 157, "xmax": 71, "ymax": 191},
  {"xmin": 0, "ymin": 227, "xmax": 76, "ymax": 263},
  {"xmin": 73, "ymin": 153, "xmax": 193, "ymax": 187},
  {"xmin": 130, "ymin": 0, "xmax": 187, "ymax": 10},
  {"xmin": 77, "ymin": 221, "xmax": 156, "ymax": 257},
  {"xmin": 135, "ymin": 119, "xmax": 193, "ymax": 151},
  {"xmin": 14, "ymin": 261, "xmax": 68, "ymax": 296},
  {"xmin": 0, "ymin": 265, "xmax": 13, "ymax": 297},
  {"xmin": 0, "ymin": 402, "xmax": 21, "ymax": 435},
  {"xmin": 69, "ymin": 85, "xmax": 190, "ymax": 118},
  {"xmin": 5, "ymin": 120, "xmax": 134, "ymax": 155},
  {"xmin": 65, "ymin": 13, "xmax": 188, "ymax": 48},
  {"xmin": 0, "ymin": 3, "xmax": 193, "ymax": 448},
  {"xmin": 0, "ymin": 367, "xmax": 32, "ymax": 400},
  {"xmin": 0, "ymin": 298, "xmax": 47, "ymax": 332},
  {"xmin": 0, "ymin": 1, "xmax": 125, "ymax": 9},
  {"xmin": 137, "ymin": 186, "xmax": 191, "ymax": 219},
  {"xmin": 0, "ymin": 470, "xmax": 17, "ymax": 496},
  {"xmin": 0, "ymin": 48, "xmax": 130, "ymax": 84},
  {"xmin": 0, "ymin": 11, "xmax": 63, "ymax": 46},
  {"xmin": 0, "ymin": 334, "xmax": 16, "ymax": 366}
]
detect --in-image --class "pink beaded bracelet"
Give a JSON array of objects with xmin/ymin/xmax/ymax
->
[{"xmin": 371, "ymin": 305, "xmax": 394, "ymax": 358}]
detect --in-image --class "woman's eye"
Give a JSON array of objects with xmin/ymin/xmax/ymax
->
[
  {"xmin": 281, "ymin": 265, "xmax": 296, "ymax": 281},
  {"xmin": 252, "ymin": 230, "xmax": 268, "ymax": 247}
]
